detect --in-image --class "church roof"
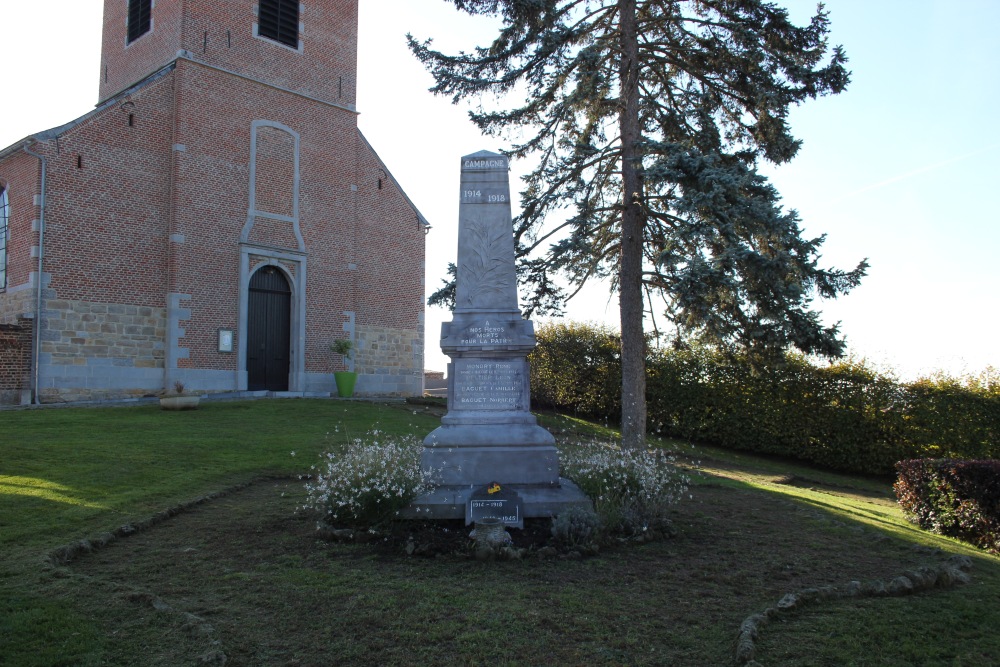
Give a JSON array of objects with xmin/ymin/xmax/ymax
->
[{"xmin": 0, "ymin": 63, "xmax": 175, "ymax": 162}]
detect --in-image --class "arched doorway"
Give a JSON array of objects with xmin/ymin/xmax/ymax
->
[{"xmin": 247, "ymin": 265, "xmax": 291, "ymax": 391}]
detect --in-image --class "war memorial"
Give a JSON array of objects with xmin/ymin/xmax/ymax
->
[{"xmin": 406, "ymin": 151, "xmax": 589, "ymax": 524}]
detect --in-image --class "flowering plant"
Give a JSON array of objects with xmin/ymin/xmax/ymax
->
[
  {"xmin": 560, "ymin": 441, "xmax": 690, "ymax": 537},
  {"xmin": 303, "ymin": 429, "xmax": 436, "ymax": 528}
]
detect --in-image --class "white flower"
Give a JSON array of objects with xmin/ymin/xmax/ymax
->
[{"xmin": 302, "ymin": 428, "xmax": 441, "ymax": 526}]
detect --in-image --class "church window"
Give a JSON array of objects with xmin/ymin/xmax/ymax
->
[
  {"xmin": 127, "ymin": 0, "xmax": 152, "ymax": 44},
  {"xmin": 0, "ymin": 186, "xmax": 9, "ymax": 289},
  {"xmin": 258, "ymin": 0, "xmax": 299, "ymax": 49}
]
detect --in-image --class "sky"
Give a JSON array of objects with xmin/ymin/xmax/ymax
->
[{"xmin": 2, "ymin": 1, "xmax": 997, "ymax": 381}]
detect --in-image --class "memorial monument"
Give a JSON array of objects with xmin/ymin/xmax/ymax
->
[{"xmin": 406, "ymin": 150, "xmax": 590, "ymax": 522}]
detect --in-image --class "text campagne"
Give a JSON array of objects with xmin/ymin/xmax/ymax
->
[{"xmin": 463, "ymin": 158, "xmax": 507, "ymax": 169}]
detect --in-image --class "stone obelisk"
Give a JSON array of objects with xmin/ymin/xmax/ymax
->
[{"xmin": 407, "ymin": 150, "xmax": 589, "ymax": 521}]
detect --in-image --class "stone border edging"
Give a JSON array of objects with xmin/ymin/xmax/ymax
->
[
  {"xmin": 43, "ymin": 477, "xmax": 277, "ymax": 567},
  {"xmin": 735, "ymin": 554, "xmax": 975, "ymax": 666}
]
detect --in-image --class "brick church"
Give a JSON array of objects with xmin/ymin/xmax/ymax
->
[{"xmin": 0, "ymin": 0, "xmax": 428, "ymax": 404}]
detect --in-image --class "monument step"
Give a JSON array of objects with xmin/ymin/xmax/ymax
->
[{"xmin": 402, "ymin": 478, "xmax": 591, "ymax": 523}]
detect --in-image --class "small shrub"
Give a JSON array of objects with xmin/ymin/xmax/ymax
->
[
  {"xmin": 551, "ymin": 506, "xmax": 601, "ymax": 548},
  {"xmin": 895, "ymin": 458, "xmax": 1000, "ymax": 554},
  {"xmin": 561, "ymin": 441, "xmax": 690, "ymax": 538},
  {"xmin": 303, "ymin": 430, "xmax": 436, "ymax": 528}
]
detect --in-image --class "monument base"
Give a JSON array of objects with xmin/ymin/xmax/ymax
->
[
  {"xmin": 423, "ymin": 444, "xmax": 561, "ymax": 487},
  {"xmin": 400, "ymin": 478, "xmax": 592, "ymax": 523}
]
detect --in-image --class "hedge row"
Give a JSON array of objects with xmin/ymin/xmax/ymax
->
[
  {"xmin": 529, "ymin": 321, "xmax": 1000, "ymax": 475},
  {"xmin": 895, "ymin": 459, "xmax": 1000, "ymax": 554}
]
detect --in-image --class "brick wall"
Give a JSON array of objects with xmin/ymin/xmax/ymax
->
[
  {"xmin": 38, "ymin": 73, "xmax": 174, "ymax": 307},
  {"xmin": 1, "ymin": 140, "xmax": 43, "ymax": 403},
  {"xmin": 0, "ymin": 318, "xmax": 31, "ymax": 403},
  {"xmin": 0, "ymin": 151, "xmax": 40, "ymax": 298},
  {"xmin": 99, "ymin": 0, "xmax": 185, "ymax": 102},
  {"xmin": 171, "ymin": 60, "xmax": 424, "ymax": 383}
]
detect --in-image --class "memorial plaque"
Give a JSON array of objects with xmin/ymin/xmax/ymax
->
[
  {"xmin": 452, "ymin": 358, "xmax": 527, "ymax": 411},
  {"xmin": 466, "ymin": 483, "xmax": 524, "ymax": 529}
]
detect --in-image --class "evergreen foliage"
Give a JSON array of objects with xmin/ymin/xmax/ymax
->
[{"xmin": 412, "ymin": 0, "xmax": 867, "ymax": 447}]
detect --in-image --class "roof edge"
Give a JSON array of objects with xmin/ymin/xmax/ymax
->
[
  {"xmin": 358, "ymin": 130, "xmax": 431, "ymax": 230},
  {"xmin": 0, "ymin": 63, "xmax": 177, "ymax": 162}
]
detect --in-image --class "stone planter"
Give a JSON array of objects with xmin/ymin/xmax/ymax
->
[
  {"xmin": 159, "ymin": 395, "xmax": 201, "ymax": 410},
  {"xmin": 334, "ymin": 371, "xmax": 358, "ymax": 398},
  {"xmin": 472, "ymin": 517, "xmax": 512, "ymax": 547}
]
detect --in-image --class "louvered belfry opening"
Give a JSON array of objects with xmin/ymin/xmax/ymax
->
[
  {"xmin": 247, "ymin": 266, "xmax": 292, "ymax": 391},
  {"xmin": 127, "ymin": 0, "xmax": 152, "ymax": 44},
  {"xmin": 258, "ymin": 0, "xmax": 299, "ymax": 48}
]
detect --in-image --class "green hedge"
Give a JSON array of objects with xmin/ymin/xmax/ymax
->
[
  {"xmin": 529, "ymin": 321, "xmax": 1000, "ymax": 475},
  {"xmin": 530, "ymin": 321, "xmax": 622, "ymax": 422}
]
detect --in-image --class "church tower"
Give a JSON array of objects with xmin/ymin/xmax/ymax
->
[
  {"xmin": 0, "ymin": 0, "xmax": 427, "ymax": 404},
  {"xmin": 99, "ymin": 0, "xmax": 358, "ymax": 109}
]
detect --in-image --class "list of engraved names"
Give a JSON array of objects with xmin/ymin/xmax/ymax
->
[{"xmin": 454, "ymin": 361, "xmax": 523, "ymax": 410}]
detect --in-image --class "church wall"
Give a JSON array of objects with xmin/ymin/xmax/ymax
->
[
  {"xmin": 2, "ymin": 0, "xmax": 425, "ymax": 402},
  {"xmin": 4, "ymin": 72, "xmax": 176, "ymax": 402},
  {"xmin": 345, "ymin": 139, "xmax": 426, "ymax": 395},
  {"xmin": 352, "ymin": 324, "xmax": 423, "ymax": 396},
  {"xmin": 181, "ymin": 0, "xmax": 358, "ymax": 109},
  {"xmin": 99, "ymin": 0, "xmax": 185, "ymax": 102},
  {"xmin": 0, "ymin": 152, "xmax": 41, "ymax": 298},
  {"xmin": 165, "ymin": 59, "xmax": 423, "ymax": 396},
  {"xmin": 100, "ymin": 0, "xmax": 359, "ymax": 109},
  {"xmin": 166, "ymin": 59, "xmax": 356, "ymax": 379},
  {"xmin": 35, "ymin": 300, "xmax": 167, "ymax": 403},
  {"xmin": 40, "ymin": 73, "xmax": 174, "ymax": 306}
]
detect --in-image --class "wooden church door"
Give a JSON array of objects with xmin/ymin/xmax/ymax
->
[{"xmin": 247, "ymin": 266, "xmax": 291, "ymax": 391}]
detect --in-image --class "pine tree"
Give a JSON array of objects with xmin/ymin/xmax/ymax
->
[{"xmin": 413, "ymin": 0, "xmax": 868, "ymax": 448}]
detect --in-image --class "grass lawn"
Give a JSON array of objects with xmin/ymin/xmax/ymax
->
[{"xmin": 2, "ymin": 398, "xmax": 998, "ymax": 666}]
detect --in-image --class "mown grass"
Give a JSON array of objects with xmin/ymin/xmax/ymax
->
[
  {"xmin": 2, "ymin": 398, "xmax": 999, "ymax": 666},
  {"xmin": 1, "ymin": 400, "xmax": 433, "ymax": 556}
]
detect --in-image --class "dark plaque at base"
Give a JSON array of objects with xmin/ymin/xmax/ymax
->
[{"xmin": 466, "ymin": 483, "xmax": 524, "ymax": 529}]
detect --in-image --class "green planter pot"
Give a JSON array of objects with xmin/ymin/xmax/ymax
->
[{"xmin": 334, "ymin": 371, "xmax": 358, "ymax": 398}]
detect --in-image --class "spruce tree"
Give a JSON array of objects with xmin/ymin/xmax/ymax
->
[{"xmin": 413, "ymin": 0, "xmax": 868, "ymax": 448}]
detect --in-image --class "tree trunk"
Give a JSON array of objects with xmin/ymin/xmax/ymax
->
[{"xmin": 618, "ymin": 0, "xmax": 647, "ymax": 449}]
